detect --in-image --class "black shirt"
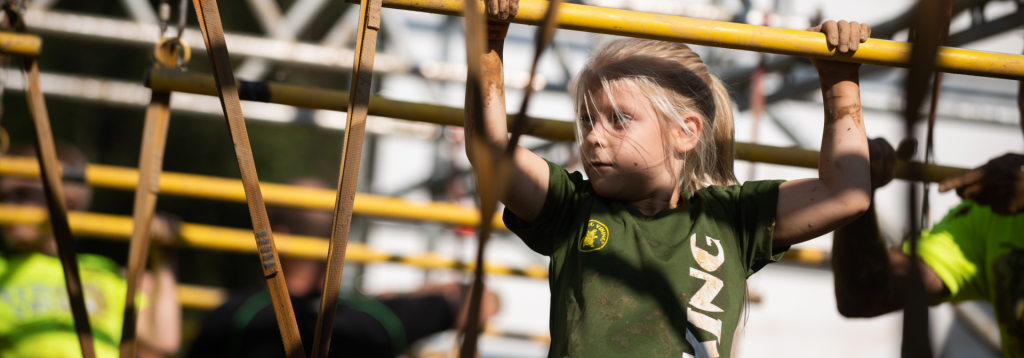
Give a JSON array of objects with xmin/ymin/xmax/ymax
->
[{"xmin": 186, "ymin": 289, "xmax": 455, "ymax": 358}]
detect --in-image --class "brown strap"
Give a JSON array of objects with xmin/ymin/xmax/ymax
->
[
  {"xmin": 506, "ymin": 0, "xmax": 563, "ymax": 154},
  {"xmin": 900, "ymin": 0, "xmax": 952, "ymax": 356},
  {"xmin": 2, "ymin": 5, "xmax": 97, "ymax": 358},
  {"xmin": 190, "ymin": 1, "xmax": 306, "ymax": 356},
  {"xmin": 117, "ymin": 90, "xmax": 172, "ymax": 357},
  {"xmin": 310, "ymin": 0, "xmax": 382, "ymax": 356},
  {"xmin": 24, "ymin": 55, "xmax": 99, "ymax": 358}
]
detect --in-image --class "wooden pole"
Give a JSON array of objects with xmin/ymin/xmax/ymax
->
[
  {"xmin": 2, "ymin": 5, "xmax": 97, "ymax": 358},
  {"xmin": 310, "ymin": 0, "xmax": 382, "ymax": 356},
  {"xmin": 191, "ymin": 1, "xmax": 306, "ymax": 356}
]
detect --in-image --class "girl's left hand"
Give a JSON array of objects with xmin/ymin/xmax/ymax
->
[{"xmin": 808, "ymin": 20, "xmax": 871, "ymax": 77}]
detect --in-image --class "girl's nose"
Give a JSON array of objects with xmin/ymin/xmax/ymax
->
[{"xmin": 584, "ymin": 123, "xmax": 605, "ymax": 147}]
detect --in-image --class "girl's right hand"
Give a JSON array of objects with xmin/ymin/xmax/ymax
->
[
  {"xmin": 486, "ymin": 0, "xmax": 519, "ymax": 20},
  {"xmin": 808, "ymin": 20, "xmax": 871, "ymax": 78}
]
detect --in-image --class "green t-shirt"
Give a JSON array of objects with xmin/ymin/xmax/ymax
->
[
  {"xmin": 906, "ymin": 201, "xmax": 1024, "ymax": 357},
  {"xmin": 504, "ymin": 161, "xmax": 787, "ymax": 358},
  {"xmin": 0, "ymin": 252, "xmax": 127, "ymax": 358}
]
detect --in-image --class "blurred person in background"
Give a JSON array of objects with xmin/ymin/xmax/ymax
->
[
  {"xmin": 186, "ymin": 178, "xmax": 499, "ymax": 358},
  {"xmin": 0, "ymin": 143, "xmax": 181, "ymax": 357},
  {"xmin": 833, "ymin": 133, "xmax": 1024, "ymax": 357}
]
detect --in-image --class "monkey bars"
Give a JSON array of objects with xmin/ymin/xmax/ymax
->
[
  {"xmin": 0, "ymin": 204, "xmax": 544, "ymax": 277},
  {"xmin": 0, "ymin": 31, "xmax": 41, "ymax": 57},
  {"xmin": 147, "ymin": 69, "xmax": 967, "ymax": 183},
  {"xmin": 359, "ymin": 0, "xmax": 1024, "ymax": 80},
  {"xmin": 0, "ymin": 203, "xmax": 829, "ymax": 275},
  {"xmin": 0, "ymin": 155, "xmax": 506, "ymax": 229}
]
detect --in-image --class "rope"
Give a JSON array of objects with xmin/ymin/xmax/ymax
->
[
  {"xmin": 190, "ymin": 1, "xmax": 306, "ymax": 356},
  {"xmin": 1, "ymin": 3, "xmax": 97, "ymax": 358},
  {"xmin": 920, "ymin": 0, "xmax": 953, "ymax": 231},
  {"xmin": 310, "ymin": 0, "xmax": 382, "ymax": 356},
  {"xmin": 900, "ymin": 0, "xmax": 952, "ymax": 356},
  {"xmin": 117, "ymin": 9, "xmax": 184, "ymax": 354}
]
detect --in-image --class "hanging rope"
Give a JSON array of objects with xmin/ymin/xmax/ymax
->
[
  {"xmin": 1, "ymin": 3, "xmax": 97, "ymax": 358},
  {"xmin": 900, "ymin": 0, "xmax": 952, "ymax": 356},
  {"xmin": 920, "ymin": 0, "xmax": 953, "ymax": 231},
  {"xmin": 190, "ymin": 1, "xmax": 306, "ymax": 356},
  {"xmin": 117, "ymin": 1, "xmax": 189, "ymax": 356},
  {"xmin": 310, "ymin": 0, "xmax": 382, "ymax": 356}
]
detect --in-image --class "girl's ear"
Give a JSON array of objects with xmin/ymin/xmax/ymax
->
[{"xmin": 671, "ymin": 113, "xmax": 703, "ymax": 154}]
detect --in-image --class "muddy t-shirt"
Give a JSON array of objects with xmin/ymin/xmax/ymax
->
[
  {"xmin": 504, "ymin": 160, "xmax": 787, "ymax": 358},
  {"xmin": 907, "ymin": 201, "xmax": 1024, "ymax": 357}
]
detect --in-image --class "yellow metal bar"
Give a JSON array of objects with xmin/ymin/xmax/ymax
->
[
  {"xmin": 0, "ymin": 31, "xmax": 41, "ymax": 57},
  {"xmin": 147, "ymin": 69, "xmax": 576, "ymax": 141},
  {"xmin": 178, "ymin": 284, "xmax": 227, "ymax": 311},
  {"xmin": 147, "ymin": 69, "xmax": 968, "ymax": 183},
  {"xmin": 365, "ymin": 0, "xmax": 1024, "ymax": 80},
  {"xmin": 0, "ymin": 155, "xmax": 506, "ymax": 229},
  {"xmin": 0, "ymin": 204, "xmax": 545, "ymax": 278}
]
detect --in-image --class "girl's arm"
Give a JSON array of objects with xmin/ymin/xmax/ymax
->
[
  {"xmin": 464, "ymin": 10, "xmax": 550, "ymax": 223},
  {"xmin": 774, "ymin": 20, "xmax": 873, "ymax": 247},
  {"xmin": 136, "ymin": 215, "xmax": 182, "ymax": 355}
]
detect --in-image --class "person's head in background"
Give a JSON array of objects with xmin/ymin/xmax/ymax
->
[
  {"xmin": 266, "ymin": 178, "xmax": 334, "ymax": 298},
  {"xmin": 0, "ymin": 143, "xmax": 92, "ymax": 255}
]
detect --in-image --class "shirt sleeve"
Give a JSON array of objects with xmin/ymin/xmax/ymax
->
[
  {"xmin": 502, "ymin": 159, "xmax": 588, "ymax": 256},
  {"xmin": 704, "ymin": 180, "xmax": 787, "ymax": 278},
  {"xmin": 904, "ymin": 201, "xmax": 985, "ymax": 302}
]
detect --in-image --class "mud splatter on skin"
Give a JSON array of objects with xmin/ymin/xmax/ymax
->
[
  {"xmin": 825, "ymin": 103, "xmax": 863, "ymax": 127},
  {"xmin": 481, "ymin": 49, "xmax": 505, "ymax": 106}
]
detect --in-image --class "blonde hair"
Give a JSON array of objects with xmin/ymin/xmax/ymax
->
[{"xmin": 573, "ymin": 38, "xmax": 737, "ymax": 193}]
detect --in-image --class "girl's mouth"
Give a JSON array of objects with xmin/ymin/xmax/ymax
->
[{"xmin": 591, "ymin": 162, "xmax": 613, "ymax": 169}]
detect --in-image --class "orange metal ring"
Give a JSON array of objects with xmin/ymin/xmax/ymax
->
[{"xmin": 153, "ymin": 37, "xmax": 191, "ymax": 68}]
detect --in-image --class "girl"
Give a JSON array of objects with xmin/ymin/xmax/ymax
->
[{"xmin": 466, "ymin": 8, "xmax": 873, "ymax": 357}]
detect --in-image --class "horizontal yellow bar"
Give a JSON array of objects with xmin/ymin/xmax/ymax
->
[
  {"xmin": 178, "ymin": 283, "xmax": 227, "ymax": 311},
  {"xmin": 148, "ymin": 69, "xmax": 967, "ymax": 183},
  {"xmin": 146, "ymin": 69, "xmax": 576, "ymax": 141},
  {"xmin": 0, "ymin": 155, "xmax": 506, "ymax": 230},
  {"xmin": 0, "ymin": 31, "xmax": 41, "ymax": 57},
  {"xmin": 0, "ymin": 204, "xmax": 546, "ymax": 278},
  {"xmin": 370, "ymin": 0, "xmax": 1024, "ymax": 80}
]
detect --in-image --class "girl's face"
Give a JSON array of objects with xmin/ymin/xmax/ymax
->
[{"xmin": 580, "ymin": 82, "xmax": 691, "ymax": 202}]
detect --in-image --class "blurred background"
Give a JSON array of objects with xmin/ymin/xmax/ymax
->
[{"xmin": 0, "ymin": 0, "xmax": 1021, "ymax": 356}]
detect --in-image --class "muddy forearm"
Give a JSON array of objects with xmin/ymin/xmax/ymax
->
[
  {"xmin": 464, "ymin": 39, "xmax": 508, "ymax": 164},
  {"xmin": 818, "ymin": 76, "xmax": 871, "ymax": 216}
]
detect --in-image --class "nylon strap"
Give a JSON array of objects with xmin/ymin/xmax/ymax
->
[
  {"xmin": 456, "ymin": 2, "xmax": 491, "ymax": 356},
  {"xmin": 900, "ymin": 0, "xmax": 951, "ymax": 356},
  {"xmin": 118, "ymin": 42, "xmax": 180, "ymax": 357},
  {"xmin": 191, "ymin": 1, "xmax": 306, "ymax": 357},
  {"xmin": 2, "ymin": 5, "xmax": 96, "ymax": 358},
  {"xmin": 310, "ymin": 0, "xmax": 382, "ymax": 356}
]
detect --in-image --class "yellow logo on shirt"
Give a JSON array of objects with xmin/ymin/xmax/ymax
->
[{"xmin": 580, "ymin": 220, "xmax": 609, "ymax": 252}]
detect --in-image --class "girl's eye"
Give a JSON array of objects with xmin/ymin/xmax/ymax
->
[
  {"xmin": 614, "ymin": 114, "xmax": 632, "ymax": 125},
  {"xmin": 581, "ymin": 115, "xmax": 594, "ymax": 127}
]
